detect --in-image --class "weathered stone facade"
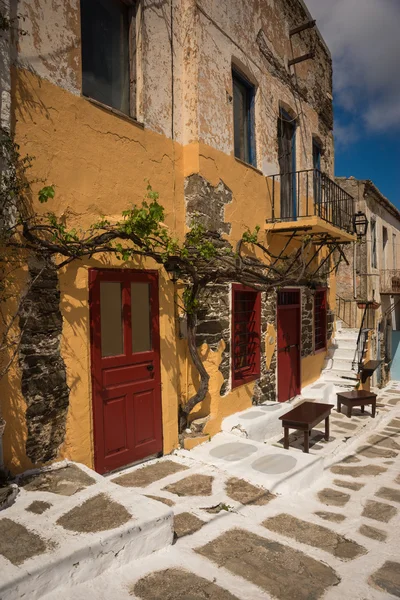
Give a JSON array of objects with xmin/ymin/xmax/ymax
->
[
  {"xmin": 301, "ymin": 288, "xmax": 314, "ymax": 358},
  {"xmin": 18, "ymin": 257, "xmax": 69, "ymax": 463},
  {"xmin": 253, "ymin": 291, "xmax": 277, "ymax": 404},
  {"xmin": 196, "ymin": 284, "xmax": 231, "ymax": 395},
  {"xmin": 336, "ymin": 177, "xmax": 400, "ymax": 387},
  {"xmin": 185, "ymin": 174, "xmax": 232, "ymax": 234}
]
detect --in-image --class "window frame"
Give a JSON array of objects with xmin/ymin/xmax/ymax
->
[
  {"xmin": 232, "ymin": 69, "xmax": 256, "ymax": 168},
  {"xmin": 80, "ymin": 0, "xmax": 137, "ymax": 119},
  {"xmin": 231, "ymin": 283, "xmax": 261, "ymax": 389},
  {"xmin": 314, "ymin": 288, "xmax": 327, "ymax": 353}
]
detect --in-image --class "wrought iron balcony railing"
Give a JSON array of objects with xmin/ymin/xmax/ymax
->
[
  {"xmin": 380, "ymin": 270, "xmax": 400, "ymax": 294},
  {"xmin": 267, "ymin": 169, "xmax": 355, "ymax": 234}
]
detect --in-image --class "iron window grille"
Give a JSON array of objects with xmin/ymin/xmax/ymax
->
[
  {"xmin": 314, "ymin": 289, "xmax": 327, "ymax": 351},
  {"xmin": 232, "ymin": 284, "xmax": 261, "ymax": 388}
]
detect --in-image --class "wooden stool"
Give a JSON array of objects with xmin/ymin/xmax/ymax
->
[
  {"xmin": 336, "ymin": 390, "xmax": 377, "ymax": 418},
  {"xmin": 279, "ymin": 402, "xmax": 334, "ymax": 453}
]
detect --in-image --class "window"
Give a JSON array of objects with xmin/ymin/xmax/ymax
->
[
  {"xmin": 312, "ymin": 139, "xmax": 322, "ymax": 171},
  {"xmin": 314, "ymin": 289, "xmax": 327, "ymax": 352},
  {"xmin": 81, "ymin": 0, "xmax": 135, "ymax": 116},
  {"xmin": 371, "ymin": 219, "xmax": 377, "ymax": 269},
  {"xmin": 233, "ymin": 70, "xmax": 256, "ymax": 167},
  {"xmin": 382, "ymin": 226, "xmax": 388, "ymax": 267},
  {"xmin": 232, "ymin": 284, "xmax": 261, "ymax": 387}
]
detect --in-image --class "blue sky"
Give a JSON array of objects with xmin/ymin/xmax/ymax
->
[{"xmin": 306, "ymin": 0, "xmax": 400, "ymax": 207}]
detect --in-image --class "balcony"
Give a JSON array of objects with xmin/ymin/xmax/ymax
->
[
  {"xmin": 380, "ymin": 270, "xmax": 400, "ymax": 294},
  {"xmin": 265, "ymin": 169, "xmax": 356, "ymax": 243}
]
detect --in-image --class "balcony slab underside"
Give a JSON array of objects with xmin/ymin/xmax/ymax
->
[{"xmin": 264, "ymin": 216, "xmax": 356, "ymax": 244}]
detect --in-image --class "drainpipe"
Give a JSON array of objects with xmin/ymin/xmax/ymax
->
[{"xmin": 353, "ymin": 242, "xmax": 357, "ymax": 299}]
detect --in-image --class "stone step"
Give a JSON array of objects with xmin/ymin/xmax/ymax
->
[
  {"xmin": 0, "ymin": 462, "xmax": 173, "ymax": 600},
  {"xmin": 328, "ymin": 348, "xmax": 356, "ymax": 361},
  {"xmin": 322, "ymin": 368, "xmax": 358, "ymax": 380},
  {"xmin": 333, "ymin": 339, "xmax": 358, "ymax": 350},
  {"xmin": 321, "ymin": 372, "xmax": 358, "ymax": 386}
]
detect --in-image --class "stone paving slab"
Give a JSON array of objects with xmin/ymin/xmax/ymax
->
[
  {"xmin": 318, "ymin": 488, "xmax": 350, "ymax": 507},
  {"xmin": 314, "ymin": 511, "xmax": 346, "ymax": 523},
  {"xmin": 369, "ymin": 561, "xmax": 400, "ymax": 597},
  {"xmin": 362, "ymin": 500, "xmax": 397, "ymax": 523},
  {"xmin": 0, "ymin": 519, "xmax": 48, "ymax": 565},
  {"xmin": 112, "ymin": 460, "xmax": 188, "ymax": 488},
  {"xmin": 196, "ymin": 528, "xmax": 340, "ymax": 600},
  {"xmin": 375, "ymin": 486, "xmax": 400, "ymax": 504},
  {"xmin": 20, "ymin": 464, "xmax": 96, "ymax": 496},
  {"xmin": 330, "ymin": 464, "xmax": 387, "ymax": 478},
  {"xmin": 262, "ymin": 513, "xmax": 366, "ymax": 560},
  {"xmin": 164, "ymin": 474, "xmax": 214, "ymax": 497},
  {"xmin": 56, "ymin": 493, "xmax": 132, "ymax": 533},
  {"xmin": 173, "ymin": 513, "xmax": 205, "ymax": 539},
  {"xmin": 225, "ymin": 477, "xmax": 275, "ymax": 506},
  {"xmin": 333, "ymin": 479, "xmax": 364, "ymax": 491},
  {"xmin": 358, "ymin": 524, "xmax": 387, "ymax": 542},
  {"xmin": 133, "ymin": 569, "xmax": 239, "ymax": 600}
]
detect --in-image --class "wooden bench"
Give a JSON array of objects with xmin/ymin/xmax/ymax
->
[
  {"xmin": 336, "ymin": 390, "xmax": 377, "ymax": 418},
  {"xmin": 279, "ymin": 401, "xmax": 334, "ymax": 453}
]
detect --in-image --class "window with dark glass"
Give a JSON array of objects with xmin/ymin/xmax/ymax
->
[
  {"xmin": 314, "ymin": 289, "xmax": 327, "ymax": 352},
  {"xmin": 233, "ymin": 70, "xmax": 256, "ymax": 167},
  {"xmin": 371, "ymin": 219, "xmax": 377, "ymax": 269},
  {"xmin": 81, "ymin": 0, "xmax": 134, "ymax": 115},
  {"xmin": 232, "ymin": 285, "xmax": 261, "ymax": 387}
]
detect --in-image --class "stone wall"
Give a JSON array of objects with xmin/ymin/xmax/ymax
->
[
  {"xmin": 301, "ymin": 288, "xmax": 313, "ymax": 358},
  {"xmin": 18, "ymin": 256, "xmax": 69, "ymax": 463},
  {"xmin": 253, "ymin": 291, "xmax": 277, "ymax": 404},
  {"xmin": 196, "ymin": 283, "xmax": 231, "ymax": 395}
]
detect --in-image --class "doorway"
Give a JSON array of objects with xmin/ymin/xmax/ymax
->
[
  {"xmin": 277, "ymin": 290, "xmax": 301, "ymax": 402},
  {"xmin": 89, "ymin": 269, "xmax": 163, "ymax": 474},
  {"xmin": 278, "ymin": 110, "xmax": 296, "ymax": 220}
]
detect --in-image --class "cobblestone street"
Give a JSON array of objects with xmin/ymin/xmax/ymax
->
[{"xmin": 38, "ymin": 388, "xmax": 400, "ymax": 600}]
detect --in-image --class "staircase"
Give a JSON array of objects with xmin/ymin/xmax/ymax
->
[{"xmin": 321, "ymin": 323, "xmax": 359, "ymax": 389}]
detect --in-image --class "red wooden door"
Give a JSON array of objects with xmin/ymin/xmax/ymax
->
[
  {"xmin": 277, "ymin": 290, "xmax": 301, "ymax": 402},
  {"xmin": 89, "ymin": 269, "xmax": 162, "ymax": 474}
]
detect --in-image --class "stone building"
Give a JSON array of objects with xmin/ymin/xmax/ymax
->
[
  {"xmin": 0, "ymin": 0, "xmax": 356, "ymax": 475},
  {"xmin": 335, "ymin": 177, "xmax": 400, "ymax": 386}
]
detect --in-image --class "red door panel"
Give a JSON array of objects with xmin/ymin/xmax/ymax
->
[
  {"xmin": 277, "ymin": 290, "xmax": 301, "ymax": 402},
  {"xmin": 90, "ymin": 269, "xmax": 162, "ymax": 474}
]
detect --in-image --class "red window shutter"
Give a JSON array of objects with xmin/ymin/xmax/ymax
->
[
  {"xmin": 232, "ymin": 284, "xmax": 261, "ymax": 388},
  {"xmin": 314, "ymin": 289, "xmax": 327, "ymax": 351}
]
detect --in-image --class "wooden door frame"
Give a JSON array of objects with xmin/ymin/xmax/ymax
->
[
  {"xmin": 89, "ymin": 267, "xmax": 162, "ymax": 473},
  {"xmin": 276, "ymin": 288, "xmax": 302, "ymax": 402}
]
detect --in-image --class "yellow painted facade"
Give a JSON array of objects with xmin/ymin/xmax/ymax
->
[{"xmin": 1, "ymin": 0, "xmax": 353, "ymax": 475}]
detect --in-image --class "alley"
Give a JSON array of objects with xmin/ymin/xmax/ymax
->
[{"xmin": 35, "ymin": 387, "xmax": 400, "ymax": 600}]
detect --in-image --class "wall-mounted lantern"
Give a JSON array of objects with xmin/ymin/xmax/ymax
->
[
  {"xmin": 353, "ymin": 211, "xmax": 369, "ymax": 239},
  {"xmin": 164, "ymin": 256, "xmax": 182, "ymax": 283}
]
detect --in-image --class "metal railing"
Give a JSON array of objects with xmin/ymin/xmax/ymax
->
[
  {"xmin": 267, "ymin": 169, "xmax": 355, "ymax": 234},
  {"xmin": 352, "ymin": 303, "xmax": 376, "ymax": 373},
  {"xmin": 380, "ymin": 269, "xmax": 400, "ymax": 294},
  {"xmin": 336, "ymin": 296, "xmax": 358, "ymax": 329}
]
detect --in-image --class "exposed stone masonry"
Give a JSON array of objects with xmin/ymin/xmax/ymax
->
[
  {"xmin": 253, "ymin": 291, "xmax": 276, "ymax": 404},
  {"xmin": 196, "ymin": 283, "xmax": 231, "ymax": 395},
  {"xmin": 18, "ymin": 256, "xmax": 69, "ymax": 463},
  {"xmin": 301, "ymin": 288, "xmax": 313, "ymax": 358},
  {"xmin": 184, "ymin": 174, "xmax": 232, "ymax": 234}
]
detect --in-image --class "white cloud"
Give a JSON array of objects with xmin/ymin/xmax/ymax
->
[{"xmin": 306, "ymin": 0, "xmax": 400, "ymax": 134}]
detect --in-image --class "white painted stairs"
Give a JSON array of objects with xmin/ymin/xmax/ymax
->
[{"xmin": 321, "ymin": 324, "xmax": 359, "ymax": 390}]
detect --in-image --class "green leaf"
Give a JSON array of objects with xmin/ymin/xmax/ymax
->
[{"xmin": 38, "ymin": 185, "xmax": 55, "ymax": 204}]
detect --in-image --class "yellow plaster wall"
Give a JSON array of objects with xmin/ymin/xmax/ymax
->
[{"xmin": 4, "ymin": 68, "xmax": 184, "ymax": 472}]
